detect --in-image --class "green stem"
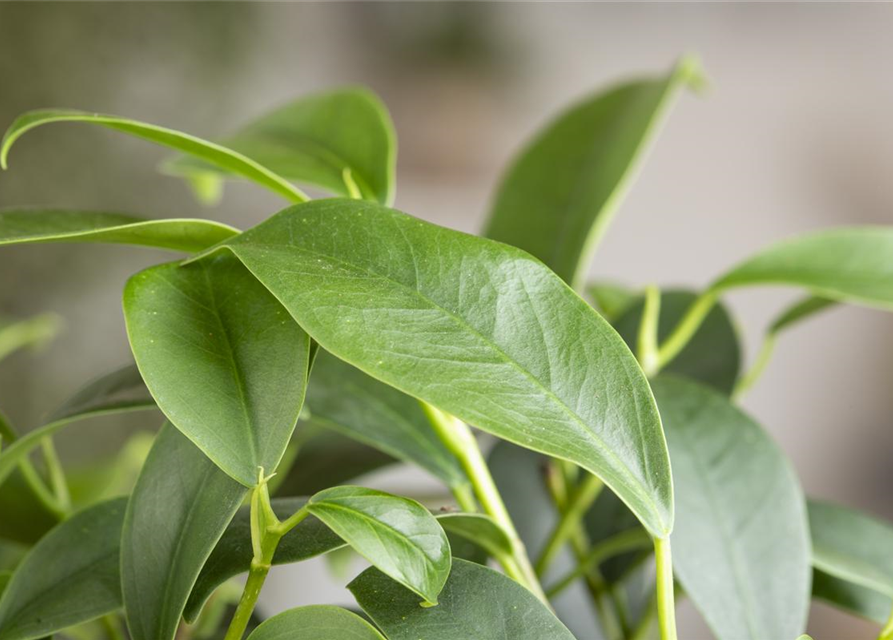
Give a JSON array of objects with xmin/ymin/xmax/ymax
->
[
  {"xmin": 452, "ymin": 482, "xmax": 478, "ymax": 513},
  {"xmin": 879, "ymin": 604, "xmax": 893, "ymax": 640},
  {"xmin": 18, "ymin": 459, "xmax": 66, "ymax": 518},
  {"xmin": 637, "ymin": 285, "xmax": 662, "ymax": 377},
  {"xmin": 40, "ymin": 437, "xmax": 70, "ymax": 512},
  {"xmin": 101, "ymin": 614, "xmax": 125, "ymax": 640},
  {"xmin": 628, "ymin": 592, "xmax": 658, "ymax": 640},
  {"xmin": 654, "ymin": 537, "xmax": 677, "ymax": 640},
  {"xmin": 536, "ymin": 472, "xmax": 604, "ymax": 577},
  {"xmin": 654, "ymin": 291, "xmax": 717, "ymax": 374},
  {"xmin": 420, "ymin": 402, "xmax": 547, "ymax": 603},
  {"xmin": 732, "ymin": 333, "xmax": 777, "ymax": 401}
]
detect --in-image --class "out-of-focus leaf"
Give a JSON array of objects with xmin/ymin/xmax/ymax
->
[
  {"xmin": 0, "ymin": 314, "xmax": 61, "ymax": 364},
  {"xmin": 436, "ymin": 513, "xmax": 512, "ymax": 561},
  {"xmin": 246, "ymin": 605, "xmax": 386, "ymax": 640},
  {"xmin": 812, "ymin": 569, "xmax": 892, "ymax": 624},
  {"xmin": 587, "ymin": 281, "xmax": 639, "ymax": 321},
  {"xmin": 67, "ymin": 431, "xmax": 154, "ymax": 508}
]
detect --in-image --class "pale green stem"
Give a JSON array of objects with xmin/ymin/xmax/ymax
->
[
  {"xmin": 637, "ymin": 285, "xmax": 662, "ymax": 377},
  {"xmin": 879, "ymin": 604, "xmax": 893, "ymax": 640},
  {"xmin": 654, "ymin": 537, "xmax": 678, "ymax": 640},
  {"xmin": 654, "ymin": 291, "xmax": 718, "ymax": 374},
  {"xmin": 342, "ymin": 167, "xmax": 362, "ymax": 200},
  {"xmin": 420, "ymin": 402, "xmax": 548, "ymax": 603},
  {"xmin": 40, "ymin": 437, "xmax": 70, "ymax": 512},
  {"xmin": 18, "ymin": 459, "xmax": 67, "ymax": 518},
  {"xmin": 452, "ymin": 482, "xmax": 478, "ymax": 513},
  {"xmin": 536, "ymin": 472, "xmax": 604, "ymax": 577},
  {"xmin": 732, "ymin": 333, "xmax": 778, "ymax": 401}
]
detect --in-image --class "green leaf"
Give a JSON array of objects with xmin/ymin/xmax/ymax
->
[
  {"xmin": 587, "ymin": 281, "xmax": 639, "ymax": 322},
  {"xmin": 217, "ymin": 198, "xmax": 672, "ymax": 539},
  {"xmin": 653, "ymin": 376, "xmax": 811, "ymax": 640},
  {"xmin": 0, "ymin": 573, "xmax": 9, "ymax": 599},
  {"xmin": 185, "ymin": 497, "xmax": 345, "ymax": 623},
  {"xmin": 350, "ymin": 558, "xmax": 575, "ymax": 640},
  {"xmin": 436, "ymin": 513, "xmax": 513, "ymax": 560},
  {"xmin": 0, "ymin": 365, "xmax": 155, "ymax": 490},
  {"xmin": 809, "ymin": 500, "xmax": 893, "ymax": 598},
  {"xmin": 165, "ymin": 87, "xmax": 396, "ymax": 205},
  {"xmin": 614, "ymin": 290, "xmax": 741, "ymax": 394},
  {"xmin": 0, "ymin": 209, "xmax": 237, "ymax": 252},
  {"xmin": 0, "ymin": 314, "xmax": 61, "ymax": 364},
  {"xmin": 813, "ymin": 569, "xmax": 892, "ymax": 624},
  {"xmin": 770, "ymin": 296, "xmax": 836, "ymax": 334},
  {"xmin": 121, "ymin": 424, "xmax": 247, "ymax": 640},
  {"xmin": 246, "ymin": 605, "xmax": 385, "ymax": 640},
  {"xmin": 1, "ymin": 110, "xmax": 308, "ymax": 203},
  {"xmin": 0, "ymin": 471, "xmax": 60, "ymax": 546},
  {"xmin": 123, "ymin": 253, "xmax": 310, "ymax": 486},
  {"xmin": 484, "ymin": 58, "xmax": 701, "ymax": 289},
  {"xmin": 712, "ymin": 227, "xmax": 893, "ymax": 310},
  {"xmin": 303, "ymin": 350, "xmax": 466, "ymax": 489},
  {"xmin": 0, "ymin": 498, "xmax": 126, "ymax": 640},
  {"xmin": 306, "ymin": 486, "xmax": 451, "ymax": 606}
]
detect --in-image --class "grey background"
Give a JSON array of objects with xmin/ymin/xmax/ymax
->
[{"xmin": 1, "ymin": 3, "xmax": 891, "ymax": 638}]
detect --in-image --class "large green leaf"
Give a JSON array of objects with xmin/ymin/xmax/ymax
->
[
  {"xmin": 306, "ymin": 486, "xmax": 451, "ymax": 606},
  {"xmin": 813, "ymin": 570, "xmax": 892, "ymax": 624},
  {"xmin": 0, "ymin": 209, "xmax": 236, "ymax": 252},
  {"xmin": 247, "ymin": 605, "xmax": 385, "ymax": 640},
  {"xmin": 484, "ymin": 58, "xmax": 700, "ymax": 289},
  {"xmin": 614, "ymin": 289, "xmax": 741, "ymax": 394},
  {"xmin": 165, "ymin": 87, "xmax": 396, "ymax": 205},
  {"xmin": 123, "ymin": 253, "xmax": 310, "ymax": 486},
  {"xmin": 215, "ymin": 198, "xmax": 672, "ymax": 539},
  {"xmin": 712, "ymin": 227, "xmax": 893, "ymax": 310},
  {"xmin": 1, "ymin": 110, "xmax": 308, "ymax": 203},
  {"xmin": 303, "ymin": 351, "xmax": 466, "ymax": 489},
  {"xmin": 653, "ymin": 376, "xmax": 811, "ymax": 640},
  {"xmin": 0, "ymin": 498, "xmax": 126, "ymax": 640},
  {"xmin": 121, "ymin": 424, "xmax": 247, "ymax": 640},
  {"xmin": 350, "ymin": 558, "xmax": 575, "ymax": 640}
]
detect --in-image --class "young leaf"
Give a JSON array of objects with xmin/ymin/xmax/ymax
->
[
  {"xmin": 614, "ymin": 290, "xmax": 741, "ymax": 394},
  {"xmin": 0, "ymin": 209, "xmax": 237, "ymax": 252},
  {"xmin": 303, "ymin": 350, "xmax": 466, "ymax": 489},
  {"xmin": 217, "ymin": 198, "xmax": 673, "ymax": 539},
  {"xmin": 164, "ymin": 87, "xmax": 396, "ymax": 205},
  {"xmin": 123, "ymin": 253, "xmax": 310, "ymax": 487},
  {"xmin": 349, "ymin": 558, "xmax": 576, "ymax": 640},
  {"xmin": 246, "ymin": 605, "xmax": 385, "ymax": 640},
  {"xmin": 1, "ymin": 110, "xmax": 308, "ymax": 203},
  {"xmin": 809, "ymin": 500, "xmax": 893, "ymax": 599},
  {"xmin": 813, "ymin": 569, "xmax": 892, "ymax": 624},
  {"xmin": 484, "ymin": 58, "xmax": 701, "ymax": 289},
  {"xmin": 653, "ymin": 376, "xmax": 811, "ymax": 640},
  {"xmin": 121, "ymin": 424, "xmax": 247, "ymax": 640},
  {"xmin": 712, "ymin": 227, "xmax": 893, "ymax": 310},
  {"xmin": 306, "ymin": 486, "xmax": 451, "ymax": 606},
  {"xmin": 0, "ymin": 498, "xmax": 126, "ymax": 640}
]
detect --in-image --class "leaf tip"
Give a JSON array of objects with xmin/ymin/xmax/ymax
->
[{"xmin": 675, "ymin": 53, "xmax": 710, "ymax": 95}]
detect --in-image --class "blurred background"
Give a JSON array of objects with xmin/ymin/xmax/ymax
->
[{"xmin": 1, "ymin": 3, "xmax": 891, "ymax": 638}]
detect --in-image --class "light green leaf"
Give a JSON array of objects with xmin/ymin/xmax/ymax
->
[
  {"xmin": 0, "ymin": 209, "xmax": 237, "ymax": 252},
  {"xmin": 712, "ymin": 227, "xmax": 893, "ymax": 310},
  {"xmin": 306, "ymin": 486, "xmax": 451, "ymax": 605},
  {"xmin": 1, "ymin": 110, "xmax": 307, "ymax": 203},
  {"xmin": 217, "ymin": 198, "xmax": 672, "ymax": 539},
  {"xmin": 770, "ymin": 296, "xmax": 836, "ymax": 334},
  {"xmin": 123, "ymin": 253, "xmax": 310, "ymax": 486},
  {"xmin": 436, "ymin": 513, "xmax": 513, "ymax": 561},
  {"xmin": 0, "ymin": 498, "xmax": 126, "ymax": 640},
  {"xmin": 587, "ymin": 281, "xmax": 640, "ymax": 321},
  {"xmin": 303, "ymin": 350, "xmax": 466, "ymax": 489},
  {"xmin": 654, "ymin": 376, "xmax": 811, "ymax": 640},
  {"xmin": 614, "ymin": 290, "xmax": 741, "ymax": 394},
  {"xmin": 484, "ymin": 58, "xmax": 701, "ymax": 289},
  {"xmin": 350, "ymin": 558, "xmax": 575, "ymax": 640},
  {"xmin": 121, "ymin": 424, "xmax": 247, "ymax": 640},
  {"xmin": 813, "ymin": 569, "xmax": 892, "ymax": 624},
  {"xmin": 246, "ymin": 605, "xmax": 385, "ymax": 640},
  {"xmin": 0, "ymin": 314, "xmax": 61, "ymax": 364},
  {"xmin": 809, "ymin": 500, "xmax": 893, "ymax": 599},
  {"xmin": 165, "ymin": 87, "xmax": 396, "ymax": 205}
]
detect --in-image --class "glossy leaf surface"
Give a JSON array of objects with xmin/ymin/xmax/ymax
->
[
  {"xmin": 484, "ymin": 59, "xmax": 699, "ymax": 288},
  {"xmin": 247, "ymin": 605, "xmax": 385, "ymax": 640},
  {"xmin": 221, "ymin": 198, "xmax": 672, "ymax": 538},
  {"xmin": 0, "ymin": 498, "xmax": 126, "ymax": 640},
  {"xmin": 1, "ymin": 110, "xmax": 307, "ymax": 203},
  {"xmin": 121, "ymin": 424, "xmax": 247, "ymax": 640},
  {"xmin": 350, "ymin": 558, "xmax": 576, "ymax": 640},
  {"xmin": 0, "ymin": 209, "xmax": 236, "ymax": 252},
  {"xmin": 123, "ymin": 254, "xmax": 310, "ymax": 486},
  {"xmin": 166, "ymin": 88, "xmax": 395, "ymax": 205},
  {"xmin": 654, "ymin": 376, "xmax": 811, "ymax": 640},
  {"xmin": 306, "ymin": 486, "xmax": 451, "ymax": 605}
]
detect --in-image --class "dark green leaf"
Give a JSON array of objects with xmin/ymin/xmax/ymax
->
[
  {"xmin": 0, "ymin": 210, "xmax": 236, "ymax": 252},
  {"xmin": 349, "ymin": 558, "xmax": 575, "ymax": 640},
  {"xmin": 654, "ymin": 376, "xmax": 811, "ymax": 640},
  {"xmin": 306, "ymin": 486, "xmax": 451, "ymax": 605},
  {"xmin": 121, "ymin": 424, "xmax": 247, "ymax": 640},
  {"xmin": 246, "ymin": 605, "xmax": 385, "ymax": 640},
  {"xmin": 614, "ymin": 290, "xmax": 741, "ymax": 394},
  {"xmin": 218, "ymin": 198, "xmax": 672, "ymax": 538},
  {"xmin": 0, "ymin": 498, "xmax": 126, "ymax": 640},
  {"xmin": 303, "ymin": 351, "xmax": 466, "ymax": 489},
  {"xmin": 813, "ymin": 569, "xmax": 892, "ymax": 624},
  {"xmin": 0, "ymin": 574, "xmax": 9, "ymax": 599},
  {"xmin": 1, "ymin": 110, "xmax": 308, "ymax": 203},
  {"xmin": 0, "ymin": 471, "xmax": 60, "ymax": 545},
  {"xmin": 123, "ymin": 254, "xmax": 310, "ymax": 486},
  {"xmin": 436, "ymin": 513, "xmax": 513, "ymax": 560},
  {"xmin": 484, "ymin": 58, "xmax": 700, "ymax": 289},
  {"xmin": 165, "ymin": 88, "xmax": 396, "ymax": 205}
]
